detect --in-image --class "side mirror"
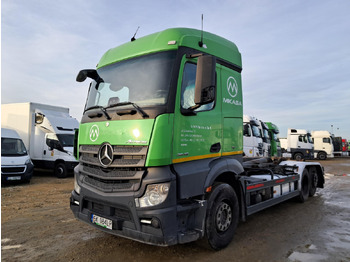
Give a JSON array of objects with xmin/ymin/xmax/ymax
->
[
  {"xmin": 35, "ymin": 113, "xmax": 45, "ymax": 124},
  {"xmin": 76, "ymin": 69, "xmax": 104, "ymax": 84},
  {"xmin": 194, "ymin": 55, "xmax": 216, "ymax": 105}
]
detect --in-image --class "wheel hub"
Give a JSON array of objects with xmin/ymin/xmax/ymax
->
[{"xmin": 216, "ymin": 202, "xmax": 232, "ymax": 232}]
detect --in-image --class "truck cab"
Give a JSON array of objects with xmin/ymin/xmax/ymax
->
[
  {"xmin": 311, "ymin": 130, "xmax": 334, "ymax": 160},
  {"xmin": 280, "ymin": 128, "xmax": 314, "ymax": 161},
  {"xmin": 243, "ymin": 115, "xmax": 263, "ymax": 157},
  {"xmin": 258, "ymin": 120, "xmax": 271, "ymax": 157},
  {"xmin": 265, "ymin": 122, "xmax": 281, "ymax": 157}
]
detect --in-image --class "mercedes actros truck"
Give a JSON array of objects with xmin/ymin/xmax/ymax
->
[{"xmin": 70, "ymin": 28, "xmax": 324, "ymax": 250}]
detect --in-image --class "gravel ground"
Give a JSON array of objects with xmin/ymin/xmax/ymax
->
[{"xmin": 2, "ymin": 157, "xmax": 350, "ymax": 262}]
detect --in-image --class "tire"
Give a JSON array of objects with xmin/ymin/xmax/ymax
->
[
  {"xmin": 308, "ymin": 167, "xmax": 318, "ymax": 197},
  {"xmin": 203, "ymin": 183, "xmax": 239, "ymax": 250},
  {"xmin": 318, "ymin": 152, "xmax": 327, "ymax": 160},
  {"xmin": 299, "ymin": 169, "xmax": 309, "ymax": 202},
  {"xmin": 55, "ymin": 163, "xmax": 67, "ymax": 178},
  {"xmin": 294, "ymin": 153, "xmax": 303, "ymax": 161}
]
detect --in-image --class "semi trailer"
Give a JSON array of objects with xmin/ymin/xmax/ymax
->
[{"xmin": 70, "ymin": 28, "xmax": 324, "ymax": 250}]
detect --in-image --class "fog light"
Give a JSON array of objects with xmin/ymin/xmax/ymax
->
[{"xmin": 151, "ymin": 218, "xmax": 160, "ymax": 228}]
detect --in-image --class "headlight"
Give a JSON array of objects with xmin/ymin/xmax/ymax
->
[
  {"xmin": 25, "ymin": 158, "xmax": 33, "ymax": 165},
  {"xmin": 74, "ymin": 173, "xmax": 81, "ymax": 194},
  {"xmin": 137, "ymin": 183, "xmax": 170, "ymax": 208}
]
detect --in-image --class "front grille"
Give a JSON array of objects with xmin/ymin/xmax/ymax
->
[
  {"xmin": 1, "ymin": 166, "xmax": 26, "ymax": 174},
  {"xmin": 79, "ymin": 145, "xmax": 147, "ymax": 192},
  {"xmin": 84, "ymin": 198, "xmax": 133, "ymax": 222}
]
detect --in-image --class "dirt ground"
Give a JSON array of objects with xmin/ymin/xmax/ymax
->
[{"xmin": 2, "ymin": 157, "xmax": 350, "ymax": 262}]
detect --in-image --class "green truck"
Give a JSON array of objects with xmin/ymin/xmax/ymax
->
[
  {"xmin": 265, "ymin": 122, "xmax": 281, "ymax": 157},
  {"xmin": 70, "ymin": 28, "xmax": 324, "ymax": 250}
]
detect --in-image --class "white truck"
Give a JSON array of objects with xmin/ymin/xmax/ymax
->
[
  {"xmin": 1, "ymin": 128, "xmax": 34, "ymax": 183},
  {"xmin": 1, "ymin": 103, "xmax": 79, "ymax": 178},
  {"xmin": 258, "ymin": 120, "xmax": 271, "ymax": 157},
  {"xmin": 280, "ymin": 128, "xmax": 314, "ymax": 161},
  {"xmin": 243, "ymin": 115, "xmax": 263, "ymax": 157},
  {"xmin": 311, "ymin": 131, "xmax": 334, "ymax": 160}
]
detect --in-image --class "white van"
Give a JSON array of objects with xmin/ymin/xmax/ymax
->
[{"xmin": 1, "ymin": 128, "xmax": 34, "ymax": 183}]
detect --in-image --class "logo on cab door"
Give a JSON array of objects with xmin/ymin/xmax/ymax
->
[{"xmin": 227, "ymin": 76, "xmax": 238, "ymax": 98}]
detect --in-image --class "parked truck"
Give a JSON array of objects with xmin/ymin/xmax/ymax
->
[
  {"xmin": 1, "ymin": 102, "xmax": 79, "ymax": 177},
  {"xmin": 1, "ymin": 128, "xmax": 34, "ymax": 183},
  {"xmin": 332, "ymin": 136, "xmax": 343, "ymax": 156},
  {"xmin": 258, "ymin": 120, "xmax": 271, "ymax": 157},
  {"xmin": 311, "ymin": 131, "xmax": 334, "ymax": 160},
  {"xmin": 243, "ymin": 115, "xmax": 263, "ymax": 157},
  {"xmin": 70, "ymin": 28, "xmax": 324, "ymax": 250},
  {"xmin": 265, "ymin": 122, "xmax": 281, "ymax": 157},
  {"xmin": 280, "ymin": 128, "xmax": 314, "ymax": 161}
]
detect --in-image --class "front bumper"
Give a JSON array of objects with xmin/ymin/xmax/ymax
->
[
  {"xmin": 1, "ymin": 163, "xmax": 34, "ymax": 183},
  {"xmin": 70, "ymin": 165, "xmax": 207, "ymax": 246}
]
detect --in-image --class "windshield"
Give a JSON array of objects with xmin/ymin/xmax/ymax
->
[
  {"xmin": 307, "ymin": 133, "xmax": 313, "ymax": 144},
  {"xmin": 263, "ymin": 129, "xmax": 270, "ymax": 141},
  {"xmin": 1, "ymin": 138, "xmax": 27, "ymax": 157},
  {"xmin": 57, "ymin": 134, "xmax": 74, "ymax": 147},
  {"xmin": 252, "ymin": 125, "xmax": 261, "ymax": 138},
  {"xmin": 85, "ymin": 51, "xmax": 176, "ymax": 110}
]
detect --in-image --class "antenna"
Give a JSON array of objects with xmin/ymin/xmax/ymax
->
[
  {"xmin": 131, "ymin": 26, "xmax": 140, "ymax": 42},
  {"xmin": 198, "ymin": 14, "xmax": 204, "ymax": 47}
]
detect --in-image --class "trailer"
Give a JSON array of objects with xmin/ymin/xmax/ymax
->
[{"xmin": 70, "ymin": 28, "xmax": 325, "ymax": 250}]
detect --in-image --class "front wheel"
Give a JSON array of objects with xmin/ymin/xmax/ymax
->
[
  {"xmin": 55, "ymin": 163, "xmax": 67, "ymax": 178},
  {"xmin": 294, "ymin": 153, "xmax": 303, "ymax": 161},
  {"xmin": 204, "ymin": 183, "xmax": 239, "ymax": 250},
  {"xmin": 318, "ymin": 152, "xmax": 327, "ymax": 160}
]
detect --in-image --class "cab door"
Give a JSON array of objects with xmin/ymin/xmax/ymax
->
[{"xmin": 172, "ymin": 56, "xmax": 222, "ymax": 164}]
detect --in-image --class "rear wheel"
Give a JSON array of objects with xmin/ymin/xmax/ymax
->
[
  {"xmin": 55, "ymin": 163, "xmax": 67, "ymax": 178},
  {"xmin": 203, "ymin": 183, "xmax": 239, "ymax": 250},
  {"xmin": 308, "ymin": 167, "xmax": 318, "ymax": 196},
  {"xmin": 299, "ymin": 169, "xmax": 309, "ymax": 202}
]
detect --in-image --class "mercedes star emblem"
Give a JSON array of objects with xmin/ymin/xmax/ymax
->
[{"xmin": 98, "ymin": 143, "xmax": 114, "ymax": 167}]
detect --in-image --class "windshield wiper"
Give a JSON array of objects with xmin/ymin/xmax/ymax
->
[
  {"xmin": 108, "ymin": 102, "xmax": 149, "ymax": 118},
  {"xmin": 85, "ymin": 105, "xmax": 111, "ymax": 120}
]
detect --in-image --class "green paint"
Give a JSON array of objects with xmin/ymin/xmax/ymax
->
[
  {"xmin": 78, "ymin": 28, "xmax": 243, "ymax": 167},
  {"xmin": 266, "ymin": 122, "xmax": 281, "ymax": 157}
]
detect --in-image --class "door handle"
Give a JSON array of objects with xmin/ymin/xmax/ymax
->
[{"xmin": 210, "ymin": 143, "xmax": 221, "ymax": 153}]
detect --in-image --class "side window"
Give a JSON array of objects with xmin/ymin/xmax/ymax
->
[
  {"xmin": 180, "ymin": 62, "xmax": 214, "ymax": 112},
  {"xmin": 243, "ymin": 124, "xmax": 251, "ymax": 137},
  {"xmin": 298, "ymin": 135, "xmax": 303, "ymax": 142},
  {"xmin": 323, "ymin": 138, "xmax": 330, "ymax": 143}
]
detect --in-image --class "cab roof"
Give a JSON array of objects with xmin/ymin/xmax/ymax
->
[{"xmin": 98, "ymin": 28, "xmax": 242, "ymax": 69}]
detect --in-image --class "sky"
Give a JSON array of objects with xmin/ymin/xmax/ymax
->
[{"xmin": 1, "ymin": 0, "xmax": 350, "ymax": 139}]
